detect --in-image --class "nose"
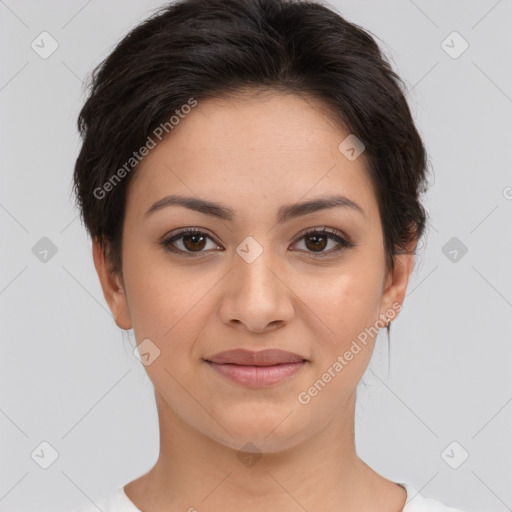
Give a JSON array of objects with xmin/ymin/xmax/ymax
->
[{"xmin": 218, "ymin": 243, "xmax": 295, "ymax": 333}]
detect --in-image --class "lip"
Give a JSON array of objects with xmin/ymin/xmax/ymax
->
[
  {"xmin": 205, "ymin": 348, "xmax": 306, "ymax": 366},
  {"xmin": 204, "ymin": 349, "xmax": 307, "ymax": 388}
]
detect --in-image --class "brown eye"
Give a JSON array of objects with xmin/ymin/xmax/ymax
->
[
  {"xmin": 304, "ymin": 232, "xmax": 328, "ymax": 252},
  {"xmin": 292, "ymin": 228, "xmax": 354, "ymax": 257},
  {"xmin": 182, "ymin": 232, "xmax": 207, "ymax": 251},
  {"xmin": 161, "ymin": 229, "xmax": 220, "ymax": 255},
  {"xmin": 161, "ymin": 227, "xmax": 354, "ymax": 258}
]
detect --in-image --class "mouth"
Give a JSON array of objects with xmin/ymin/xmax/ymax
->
[{"xmin": 203, "ymin": 348, "xmax": 307, "ymax": 388}]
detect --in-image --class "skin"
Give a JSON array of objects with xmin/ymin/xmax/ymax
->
[{"xmin": 93, "ymin": 89, "xmax": 416, "ymax": 512}]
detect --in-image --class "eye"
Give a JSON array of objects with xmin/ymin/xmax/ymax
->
[
  {"xmin": 291, "ymin": 227, "xmax": 354, "ymax": 257},
  {"xmin": 160, "ymin": 226, "xmax": 354, "ymax": 257},
  {"xmin": 160, "ymin": 228, "xmax": 221, "ymax": 256}
]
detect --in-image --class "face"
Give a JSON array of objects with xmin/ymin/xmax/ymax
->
[{"xmin": 94, "ymin": 90, "xmax": 413, "ymax": 454}]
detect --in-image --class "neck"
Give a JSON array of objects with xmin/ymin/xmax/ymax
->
[{"xmin": 124, "ymin": 391, "xmax": 406, "ymax": 512}]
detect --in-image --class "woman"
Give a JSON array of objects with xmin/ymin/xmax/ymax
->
[{"xmin": 72, "ymin": 0, "xmax": 467, "ymax": 510}]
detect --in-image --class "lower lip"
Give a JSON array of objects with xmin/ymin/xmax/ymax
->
[{"xmin": 205, "ymin": 361, "xmax": 306, "ymax": 387}]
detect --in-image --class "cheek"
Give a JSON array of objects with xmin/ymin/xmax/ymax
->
[
  {"xmin": 300, "ymin": 264, "xmax": 383, "ymax": 339},
  {"xmin": 294, "ymin": 270, "xmax": 383, "ymax": 408},
  {"xmin": 122, "ymin": 246, "xmax": 180, "ymax": 336}
]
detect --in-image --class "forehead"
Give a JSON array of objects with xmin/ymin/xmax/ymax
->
[{"xmin": 126, "ymin": 91, "xmax": 377, "ymax": 224}]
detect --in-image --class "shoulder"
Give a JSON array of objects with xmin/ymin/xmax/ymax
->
[
  {"xmin": 71, "ymin": 487, "xmax": 141, "ymax": 512},
  {"xmin": 400, "ymin": 483, "xmax": 468, "ymax": 512}
]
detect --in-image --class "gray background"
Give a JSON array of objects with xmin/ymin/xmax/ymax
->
[{"xmin": 1, "ymin": 1, "xmax": 511, "ymax": 511}]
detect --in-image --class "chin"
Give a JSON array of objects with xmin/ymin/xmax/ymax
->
[
  {"xmin": 217, "ymin": 433, "xmax": 306, "ymax": 457},
  {"xmin": 207, "ymin": 412, "xmax": 311, "ymax": 455}
]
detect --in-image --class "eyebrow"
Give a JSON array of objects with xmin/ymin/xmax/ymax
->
[{"xmin": 145, "ymin": 193, "xmax": 365, "ymax": 223}]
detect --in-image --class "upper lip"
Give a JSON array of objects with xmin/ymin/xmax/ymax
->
[{"xmin": 205, "ymin": 349, "xmax": 306, "ymax": 366}]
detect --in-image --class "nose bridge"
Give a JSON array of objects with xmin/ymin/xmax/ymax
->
[
  {"xmin": 220, "ymin": 234, "xmax": 294, "ymax": 331},
  {"xmin": 234, "ymin": 234, "xmax": 281, "ymax": 298}
]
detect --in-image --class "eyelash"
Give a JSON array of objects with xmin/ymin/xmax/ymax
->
[{"xmin": 160, "ymin": 226, "xmax": 355, "ymax": 258}]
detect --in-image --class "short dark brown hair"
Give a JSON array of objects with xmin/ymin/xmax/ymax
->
[{"xmin": 73, "ymin": 0, "xmax": 431, "ymax": 280}]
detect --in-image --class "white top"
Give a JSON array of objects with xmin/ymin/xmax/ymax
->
[{"xmin": 73, "ymin": 482, "xmax": 467, "ymax": 511}]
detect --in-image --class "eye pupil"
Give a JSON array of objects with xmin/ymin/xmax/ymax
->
[
  {"xmin": 184, "ymin": 233, "xmax": 206, "ymax": 251},
  {"xmin": 305, "ymin": 233, "xmax": 327, "ymax": 252}
]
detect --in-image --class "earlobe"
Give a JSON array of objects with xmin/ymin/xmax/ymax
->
[{"xmin": 92, "ymin": 238, "xmax": 132, "ymax": 330}]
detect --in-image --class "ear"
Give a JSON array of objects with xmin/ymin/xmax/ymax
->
[
  {"xmin": 92, "ymin": 237, "xmax": 132, "ymax": 330},
  {"xmin": 379, "ymin": 239, "xmax": 417, "ymax": 325}
]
